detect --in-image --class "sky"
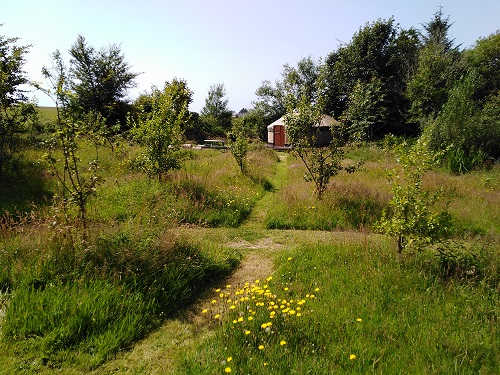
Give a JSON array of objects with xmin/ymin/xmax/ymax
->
[{"xmin": 1, "ymin": 0, "xmax": 499, "ymax": 112}]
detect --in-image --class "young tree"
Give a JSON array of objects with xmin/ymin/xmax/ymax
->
[
  {"xmin": 227, "ymin": 116, "xmax": 249, "ymax": 173},
  {"xmin": 132, "ymin": 78, "xmax": 192, "ymax": 181},
  {"xmin": 375, "ymin": 137, "xmax": 450, "ymax": 254},
  {"xmin": 199, "ymin": 83, "xmax": 232, "ymax": 135},
  {"xmin": 40, "ymin": 51, "xmax": 103, "ymax": 230},
  {"xmin": 0, "ymin": 27, "xmax": 33, "ymax": 177},
  {"xmin": 69, "ymin": 35, "xmax": 139, "ymax": 128},
  {"xmin": 284, "ymin": 72, "xmax": 361, "ymax": 199}
]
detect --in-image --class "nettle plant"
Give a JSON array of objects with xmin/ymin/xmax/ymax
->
[{"xmin": 376, "ymin": 136, "xmax": 451, "ymax": 254}]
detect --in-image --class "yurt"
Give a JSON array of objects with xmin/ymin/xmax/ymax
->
[{"xmin": 267, "ymin": 114, "xmax": 336, "ymax": 148}]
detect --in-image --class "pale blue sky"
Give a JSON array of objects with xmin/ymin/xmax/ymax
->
[{"xmin": 2, "ymin": 0, "xmax": 499, "ymax": 112}]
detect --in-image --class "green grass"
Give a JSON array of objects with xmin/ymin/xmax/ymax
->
[
  {"xmin": 181, "ymin": 239, "xmax": 499, "ymax": 374},
  {"xmin": 0, "ymin": 139, "xmax": 499, "ymax": 374}
]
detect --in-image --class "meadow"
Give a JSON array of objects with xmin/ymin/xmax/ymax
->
[{"xmin": 0, "ymin": 130, "xmax": 498, "ymax": 374}]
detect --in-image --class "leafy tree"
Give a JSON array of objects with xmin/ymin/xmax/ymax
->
[
  {"xmin": 227, "ymin": 116, "xmax": 249, "ymax": 173},
  {"xmin": 342, "ymin": 77, "xmax": 388, "ymax": 141},
  {"xmin": 251, "ymin": 56, "xmax": 321, "ymax": 140},
  {"xmin": 324, "ymin": 18, "xmax": 419, "ymax": 136},
  {"xmin": 375, "ymin": 137, "xmax": 450, "ymax": 254},
  {"xmin": 284, "ymin": 72, "xmax": 361, "ymax": 199},
  {"xmin": 199, "ymin": 83, "xmax": 232, "ymax": 136},
  {"xmin": 406, "ymin": 10, "xmax": 463, "ymax": 125},
  {"xmin": 132, "ymin": 78, "xmax": 192, "ymax": 181},
  {"xmin": 463, "ymin": 31, "xmax": 500, "ymax": 103},
  {"xmin": 69, "ymin": 35, "xmax": 139, "ymax": 129},
  {"xmin": 41, "ymin": 51, "xmax": 103, "ymax": 230},
  {"xmin": 0, "ymin": 27, "xmax": 34, "ymax": 177}
]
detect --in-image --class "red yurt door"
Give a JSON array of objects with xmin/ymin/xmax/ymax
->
[{"xmin": 274, "ymin": 125, "xmax": 285, "ymax": 147}]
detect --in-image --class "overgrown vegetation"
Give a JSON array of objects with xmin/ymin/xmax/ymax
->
[
  {"xmin": 182, "ymin": 241, "xmax": 498, "ymax": 374},
  {"xmin": 0, "ymin": 8, "xmax": 499, "ymax": 374}
]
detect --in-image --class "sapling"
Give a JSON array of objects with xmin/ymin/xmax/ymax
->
[{"xmin": 375, "ymin": 136, "xmax": 451, "ymax": 253}]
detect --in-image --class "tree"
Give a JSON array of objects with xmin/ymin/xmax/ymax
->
[
  {"xmin": 406, "ymin": 10, "xmax": 463, "ymax": 125},
  {"xmin": 342, "ymin": 77, "xmax": 388, "ymax": 141},
  {"xmin": 41, "ymin": 51, "xmax": 103, "ymax": 230},
  {"xmin": 420, "ymin": 7, "xmax": 457, "ymax": 52},
  {"xmin": 284, "ymin": 71, "xmax": 361, "ymax": 199},
  {"xmin": 199, "ymin": 83, "xmax": 232, "ymax": 136},
  {"xmin": 132, "ymin": 78, "xmax": 192, "ymax": 181},
  {"xmin": 0, "ymin": 27, "xmax": 33, "ymax": 177},
  {"xmin": 324, "ymin": 18, "xmax": 420, "ymax": 136},
  {"xmin": 251, "ymin": 56, "xmax": 321, "ymax": 140},
  {"xmin": 375, "ymin": 137, "xmax": 450, "ymax": 253},
  {"xmin": 69, "ymin": 35, "xmax": 139, "ymax": 129},
  {"xmin": 227, "ymin": 116, "xmax": 249, "ymax": 173},
  {"xmin": 463, "ymin": 31, "xmax": 500, "ymax": 103}
]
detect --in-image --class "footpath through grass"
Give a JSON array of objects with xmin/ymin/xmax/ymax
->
[
  {"xmin": 100, "ymin": 149, "xmax": 497, "ymax": 374},
  {"xmin": 0, "ymin": 145, "xmax": 498, "ymax": 374}
]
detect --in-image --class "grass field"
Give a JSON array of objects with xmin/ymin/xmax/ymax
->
[{"xmin": 0, "ymin": 133, "xmax": 498, "ymax": 374}]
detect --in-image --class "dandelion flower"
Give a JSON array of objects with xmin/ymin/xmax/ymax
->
[
  {"xmin": 229, "ymin": 305, "xmax": 236, "ymax": 310},
  {"xmin": 244, "ymin": 330, "xmax": 251, "ymax": 335},
  {"xmin": 202, "ymin": 309, "xmax": 208, "ymax": 314},
  {"xmin": 225, "ymin": 367, "xmax": 231, "ymax": 373},
  {"xmin": 214, "ymin": 314, "xmax": 220, "ymax": 319},
  {"xmin": 314, "ymin": 287, "xmax": 320, "ymax": 292},
  {"xmin": 284, "ymin": 287, "xmax": 289, "ymax": 291},
  {"xmin": 287, "ymin": 257, "xmax": 293, "ymax": 261},
  {"xmin": 258, "ymin": 345, "xmax": 265, "ymax": 350},
  {"xmin": 227, "ymin": 356, "xmax": 232, "ymax": 362},
  {"xmin": 280, "ymin": 340, "xmax": 287, "ymax": 346},
  {"xmin": 350, "ymin": 354, "xmax": 356, "ymax": 360},
  {"xmin": 237, "ymin": 317, "xmax": 244, "ymax": 322},
  {"xmin": 356, "ymin": 318, "xmax": 362, "ymax": 322}
]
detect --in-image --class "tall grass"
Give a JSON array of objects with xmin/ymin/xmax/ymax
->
[
  {"xmin": 181, "ymin": 239, "xmax": 499, "ymax": 374},
  {"xmin": 264, "ymin": 152, "xmax": 388, "ymax": 231},
  {"xmin": 1, "ymin": 227, "xmax": 240, "ymax": 371}
]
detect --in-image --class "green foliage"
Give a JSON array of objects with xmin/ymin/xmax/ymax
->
[
  {"xmin": 375, "ymin": 137, "xmax": 451, "ymax": 253},
  {"xmin": 0, "ymin": 28, "xmax": 34, "ymax": 177},
  {"xmin": 132, "ymin": 79, "xmax": 192, "ymax": 181},
  {"xmin": 436, "ymin": 241, "xmax": 490, "ymax": 282},
  {"xmin": 342, "ymin": 77, "xmax": 388, "ymax": 141},
  {"xmin": 227, "ymin": 116, "xmax": 249, "ymax": 173},
  {"xmin": 1, "ymin": 230, "xmax": 239, "ymax": 369},
  {"xmin": 284, "ymin": 77, "xmax": 362, "ymax": 199},
  {"xmin": 40, "ymin": 51, "xmax": 103, "ymax": 229},
  {"xmin": 324, "ymin": 18, "xmax": 419, "ymax": 136},
  {"xmin": 426, "ymin": 71, "xmax": 500, "ymax": 167},
  {"xmin": 182, "ymin": 241, "xmax": 499, "ymax": 374},
  {"xmin": 69, "ymin": 35, "xmax": 138, "ymax": 128},
  {"xmin": 199, "ymin": 83, "xmax": 232, "ymax": 136},
  {"xmin": 463, "ymin": 31, "xmax": 500, "ymax": 102}
]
